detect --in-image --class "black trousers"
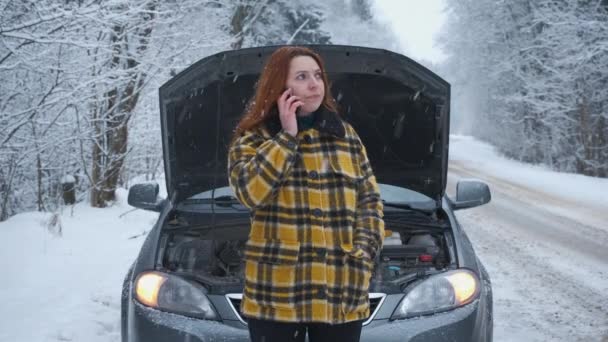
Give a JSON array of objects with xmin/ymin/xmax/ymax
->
[{"xmin": 247, "ymin": 318, "xmax": 364, "ymax": 342}]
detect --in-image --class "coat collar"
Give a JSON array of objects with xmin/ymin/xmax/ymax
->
[{"xmin": 263, "ymin": 106, "xmax": 346, "ymax": 138}]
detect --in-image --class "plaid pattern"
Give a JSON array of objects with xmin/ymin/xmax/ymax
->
[{"xmin": 228, "ymin": 112, "xmax": 384, "ymax": 324}]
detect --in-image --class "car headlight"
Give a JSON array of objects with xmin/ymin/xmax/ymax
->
[
  {"xmin": 391, "ymin": 269, "xmax": 480, "ymax": 319},
  {"xmin": 134, "ymin": 271, "xmax": 218, "ymax": 320}
]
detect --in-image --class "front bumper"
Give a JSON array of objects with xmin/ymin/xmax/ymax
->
[
  {"xmin": 362, "ymin": 300, "xmax": 484, "ymax": 341},
  {"xmin": 126, "ymin": 293, "xmax": 489, "ymax": 342},
  {"xmin": 128, "ymin": 300, "xmax": 249, "ymax": 341}
]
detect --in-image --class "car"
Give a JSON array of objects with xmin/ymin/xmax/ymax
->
[{"xmin": 121, "ymin": 44, "xmax": 493, "ymax": 342}]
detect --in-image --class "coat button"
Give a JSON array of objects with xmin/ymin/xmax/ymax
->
[
  {"xmin": 316, "ymin": 289, "xmax": 327, "ymax": 299},
  {"xmin": 308, "ymin": 170, "xmax": 318, "ymax": 179},
  {"xmin": 315, "ymin": 249, "xmax": 327, "ymax": 261},
  {"xmin": 312, "ymin": 208, "xmax": 322, "ymax": 217},
  {"xmin": 303, "ymin": 135, "xmax": 312, "ymax": 143}
]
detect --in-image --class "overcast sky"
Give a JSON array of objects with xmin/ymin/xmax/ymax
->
[{"xmin": 371, "ymin": 0, "xmax": 447, "ymax": 64}]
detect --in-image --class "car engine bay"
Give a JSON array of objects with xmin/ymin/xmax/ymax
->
[{"xmin": 158, "ymin": 211, "xmax": 454, "ymax": 295}]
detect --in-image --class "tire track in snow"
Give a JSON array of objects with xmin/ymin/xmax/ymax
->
[
  {"xmin": 457, "ymin": 208, "xmax": 607, "ymax": 341},
  {"xmin": 449, "ymin": 160, "xmax": 608, "ymax": 233},
  {"xmin": 448, "ymin": 165, "xmax": 608, "ymax": 342},
  {"xmin": 449, "ymin": 161, "xmax": 608, "ymax": 264}
]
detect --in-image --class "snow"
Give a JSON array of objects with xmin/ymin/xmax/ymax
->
[
  {"xmin": 449, "ymin": 135, "xmax": 608, "ymax": 207},
  {"xmin": 448, "ymin": 135, "xmax": 608, "ymax": 342},
  {"xmin": 60, "ymin": 175, "xmax": 76, "ymax": 184},
  {"xmin": 449, "ymin": 135, "xmax": 608, "ymax": 230},
  {"xmin": 1, "ymin": 135, "xmax": 607, "ymax": 341},
  {"xmin": 0, "ymin": 189, "xmax": 158, "ymax": 342}
]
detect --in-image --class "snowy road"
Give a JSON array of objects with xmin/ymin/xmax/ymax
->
[{"xmin": 447, "ymin": 160, "xmax": 608, "ymax": 342}]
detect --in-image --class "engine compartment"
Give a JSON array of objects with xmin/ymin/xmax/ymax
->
[
  {"xmin": 159, "ymin": 213, "xmax": 453, "ymax": 295},
  {"xmin": 371, "ymin": 230, "xmax": 449, "ymax": 293},
  {"xmin": 161, "ymin": 237, "xmax": 247, "ymax": 294}
]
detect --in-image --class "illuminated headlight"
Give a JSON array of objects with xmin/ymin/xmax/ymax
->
[
  {"xmin": 134, "ymin": 271, "xmax": 218, "ymax": 320},
  {"xmin": 392, "ymin": 269, "xmax": 480, "ymax": 319}
]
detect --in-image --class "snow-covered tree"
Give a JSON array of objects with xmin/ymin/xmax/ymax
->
[
  {"xmin": 0, "ymin": 0, "xmax": 232, "ymax": 216},
  {"xmin": 439, "ymin": 0, "xmax": 608, "ymax": 177},
  {"xmin": 228, "ymin": 0, "xmax": 331, "ymax": 49},
  {"xmin": 0, "ymin": 0, "xmax": 397, "ymax": 220},
  {"xmin": 322, "ymin": 0, "xmax": 400, "ymax": 50}
]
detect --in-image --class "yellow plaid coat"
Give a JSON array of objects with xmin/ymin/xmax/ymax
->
[{"xmin": 228, "ymin": 109, "xmax": 385, "ymax": 324}]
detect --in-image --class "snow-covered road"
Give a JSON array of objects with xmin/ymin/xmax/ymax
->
[{"xmin": 448, "ymin": 144, "xmax": 608, "ymax": 341}]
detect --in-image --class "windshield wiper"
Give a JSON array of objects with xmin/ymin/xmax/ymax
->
[
  {"xmin": 381, "ymin": 201, "xmax": 436, "ymax": 214},
  {"xmin": 181, "ymin": 195, "xmax": 244, "ymax": 207},
  {"xmin": 381, "ymin": 201, "xmax": 448, "ymax": 229},
  {"xmin": 182, "ymin": 198, "xmax": 435, "ymax": 213}
]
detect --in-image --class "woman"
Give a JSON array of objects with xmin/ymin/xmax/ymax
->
[{"xmin": 228, "ymin": 46, "xmax": 384, "ymax": 342}]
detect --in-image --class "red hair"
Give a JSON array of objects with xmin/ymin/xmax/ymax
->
[{"xmin": 232, "ymin": 46, "xmax": 338, "ymax": 139}]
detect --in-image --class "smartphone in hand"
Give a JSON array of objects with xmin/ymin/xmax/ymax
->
[{"xmin": 285, "ymin": 89, "xmax": 302, "ymax": 115}]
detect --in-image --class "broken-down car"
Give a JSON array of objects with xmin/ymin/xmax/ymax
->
[{"xmin": 121, "ymin": 44, "xmax": 493, "ymax": 342}]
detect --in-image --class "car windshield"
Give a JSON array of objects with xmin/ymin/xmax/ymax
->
[{"xmin": 187, "ymin": 184, "xmax": 434, "ymax": 206}]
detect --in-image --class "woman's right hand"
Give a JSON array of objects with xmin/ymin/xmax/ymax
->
[{"xmin": 277, "ymin": 88, "xmax": 303, "ymax": 137}]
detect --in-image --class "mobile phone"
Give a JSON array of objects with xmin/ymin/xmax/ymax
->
[{"xmin": 285, "ymin": 88, "xmax": 302, "ymax": 114}]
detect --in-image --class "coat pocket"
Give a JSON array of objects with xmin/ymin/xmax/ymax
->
[
  {"xmin": 329, "ymin": 157, "xmax": 365, "ymax": 184},
  {"xmin": 329, "ymin": 158, "xmax": 365, "ymax": 216},
  {"xmin": 243, "ymin": 238, "xmax": 300, "ymax": 309},
  {"xmin": 341, "ymin": 250, "xmax": 374, "ymax": 314}
]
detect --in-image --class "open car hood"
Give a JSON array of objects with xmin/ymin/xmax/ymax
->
[{"xmin": 159, "ymin": 45, "xmax": 450, "ymax": 205}]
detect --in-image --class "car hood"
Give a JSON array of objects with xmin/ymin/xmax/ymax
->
[{"xmin": 159, "ymin": 45, "xmax": 450, "ymax": 204}]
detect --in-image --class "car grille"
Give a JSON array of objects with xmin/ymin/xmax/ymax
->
[{"xmin": 225, "ymin": 293, "xmax": 386, "ymax": 326}]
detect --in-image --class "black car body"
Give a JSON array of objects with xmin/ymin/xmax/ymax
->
[{"xmin": 121, "ymin": 45, "xmax": 493, "ymax": 342}]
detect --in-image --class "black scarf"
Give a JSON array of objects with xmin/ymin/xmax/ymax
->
[{"xmin": 264, "ymin": 106, "xmax": 345, "ymax": 138}]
